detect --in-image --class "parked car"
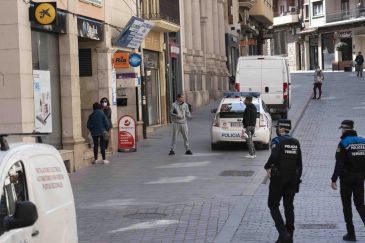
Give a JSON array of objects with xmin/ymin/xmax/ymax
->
[
  {"xmin": 210, "ymin": 92, "xmax": 272, "ymax": 150},
  {"xmin": 235, "ymin": 56, "xmax": 291, "ymax": 118},
  {"xmin": 0, "ymin": 134, "xmax": 78, "ymax": 243}
]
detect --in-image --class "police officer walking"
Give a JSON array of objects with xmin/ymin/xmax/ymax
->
[
  {"xmin": 331, "ymin": 120, "xmax": 365, "ymax": 242},
  {"xmin": 264, "ymin": 119, "xmax": 302, "ymax": 243}
]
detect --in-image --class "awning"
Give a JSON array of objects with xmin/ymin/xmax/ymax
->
[{"xmin": 298, "ymin": 27, "xmax": 318, "ymax": 35}]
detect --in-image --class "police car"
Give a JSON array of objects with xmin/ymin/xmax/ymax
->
[
  {"xmin": 211, "ymin": 92, "xmax": 272, "ymax": 150},
  {"xmin": 0, "ymin": 134, "xmax": 78, "ymax": 243}
]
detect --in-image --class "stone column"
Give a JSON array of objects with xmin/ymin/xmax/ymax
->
[
  {"xmin": 184, "ymin": 0, "xmax": 193, "ymax": 50},
  {"xmin": 212, "ymin": 0, "xmax": 220, "ymax": 55},
  {"xmin": 218, "ymin": 0, "xmax": 226, "ymax": 56},
  {"xmin": 191, "ymin": 0, "xmax": 202, "ymax": 51},
  {"xmin": 204, "ymin": 0, "xmax": 214, "ymax": 54},
  {"xmin": 0, "ymin": 0, "xmax": 34, "ymax": 133},
  {"xmin": 59, "ymin": 13, "xmax": 85, "ymax": 170}
]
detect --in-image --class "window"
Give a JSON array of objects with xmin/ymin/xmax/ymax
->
[
  {"xmin": 79, "ymin": 48, "xmax": 92, "ymax": 77},
  {"xmin": 341, "ymin": 0, "xmax": 350, "ymax": 16},
  {"xmin": 313, "ymin": 1, "xmax": 324, "ymax": 16},
  {"xmin": 0, "ymin": 162, "xmax": 28, "ymax": 235},
  {"xmin": 280, "ymin": 5, "xmax": 285, "ymax": 15},
  {"xmin": 274, "ymin": 30, "xmax": 288, "ymax": 55}
]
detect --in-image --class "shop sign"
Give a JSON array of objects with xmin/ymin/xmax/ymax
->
[
  {"xmin": 118, "ymin": 116, "xmax": 137, "ymax": 152},
  {"xmin": 33, "ymin": 70, "xmax": 52, "ymax": 133},
  {"xmin": 240, "ymin": 39, "xmax": 257, "ymax": 46},
  {"xmin": 113, "ymin": 52, "xmax": 129, "ymax": 68},
  {"xmin": 33, "ymin": 2, "xmax": 57, "ymax": 25},
  {"xmin": 77, "ymin": 17, "xmax": 103, "ymax": 41},
  {"xmin": 113, "ymin": 16, "xmax": 154, "ymax": 49},
  {"xmin": 112, "ymin": 69, "xmax": 117, "ymax": 105},
  {"xmin": 129, "ymin": 53, "xmax": 142, "ymax": 67},
  {"xmin": 336, "ymin": 31, "xmax": 352, "ymax": 39}
]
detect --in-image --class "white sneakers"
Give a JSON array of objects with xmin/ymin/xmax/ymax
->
[
  {"xmin": 102, "ymin": 160, "xmax": 110, "ymax": 164},
  {"xmin": 92, "ymin": 159, "xmax": 110, "ymax": 164},
  {"xmin": 245, "ymin": 154, "xmax": 256, "ymax": 159}
]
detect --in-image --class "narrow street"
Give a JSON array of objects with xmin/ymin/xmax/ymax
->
[{"xmin": 71, "ymin": 72, "xmax": 365, "ymax": 243}]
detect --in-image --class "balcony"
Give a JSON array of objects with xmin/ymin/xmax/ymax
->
[
  {"xmin": 238, "ymin": 0, "xmax": 256, "ymax": 9},
  {"xmin": 273, "ymin": 12, "xmax": 299, "ymax": 26},
  {"xmin": 326, "ymin": 7, "xmax": 365, "ymax": 23},
  {"xmin": 249, "ymin": 0, "xmax": 273, "ymax": 25},
  {"xmin": 142, "ymin": 0, "xmax": 180, "ymax": 32}
]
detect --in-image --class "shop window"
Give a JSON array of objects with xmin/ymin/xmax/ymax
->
[
  {"xmin": 313, "ymin": 1, "xmax": 323, "ymax": 17},
  {"xmin": 79, "ymin": 49, "xmax": 92, "ymax": 77},
  {"xmin": 304, "ymin": 5, "xmax": 309, "ymax": 20}
]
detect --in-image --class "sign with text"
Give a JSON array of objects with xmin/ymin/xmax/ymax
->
[
  {"xmin": 113, "ymin": 52, "xmax": 129, "ymax": 68},
  {"xmin": 77, "ymin": 17, "xmax": 103, "ymax": 40},
  {"xmin": 118, "ymin": 115, "xmax": 137, "ymax": 152},
  {"xmin": 113, "ymin": 16, "xmax": 154, "ymax": 49},
  {"xmin": 33, "ymin": 70, "xmax": 52, "ymax": 133}
]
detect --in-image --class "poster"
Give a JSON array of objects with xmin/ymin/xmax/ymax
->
[
  {"xmin": 33, "ymin": 70, "xmax": 52, "ymax": 133},
  {"xmin": 112, "ymin": 69, "xmax": 117, "ymax": 105},
  {"xmin": 118, "ymin": 116, "xmax": 137, "ymax": 152}
]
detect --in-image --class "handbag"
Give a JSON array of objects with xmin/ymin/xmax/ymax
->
[{"xmin": 103, "ymin": 131, "xmax": 109, "ymax": 141}]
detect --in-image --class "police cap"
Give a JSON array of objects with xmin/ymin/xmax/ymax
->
[
  {"xmin": 339, "ymin": 120, "xmax": 354, "ymax": 129},
  {"xmin": 275, "ymin": 119, "xmax": 292, "ymax": 130}
]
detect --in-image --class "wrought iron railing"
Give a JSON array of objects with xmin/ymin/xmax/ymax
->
[
  {"xmin": 142, "ymin": 0, "xmax": 180, "ymax": 25},
  {"xmin": 142, "ymin": 13, "xmax": 179, "ymax": 25},
  {"xmin": 326, "ymin": 7, "xmax": 365, "ymax": 23}
]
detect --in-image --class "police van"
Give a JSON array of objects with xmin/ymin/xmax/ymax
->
[
  {"xmin": 210, "ymin": 92, "xmax": 272, "ymax": 150},
  {"xmin": 0, "ymin": 134, "xmax": 78, "ymax": 243}
]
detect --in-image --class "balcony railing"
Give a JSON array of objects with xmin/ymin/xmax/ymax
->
[
  {"xmin": 142, "ymin": 0, "xmax": 180, "ymax": 25},
  {"xmin": 142, "ymin": 13, "xmax": 179, "ymax": 25},
  {"xmin": 326, "ymin": 7, "xmax": 365, "ymax": 23}
]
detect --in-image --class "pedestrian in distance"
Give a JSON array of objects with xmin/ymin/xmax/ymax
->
[
  {"xmin": 242, "ymin": 96, "xmax": 257, "ymax": 158},
  {"xmin": 331, "ymin": 120, "xmax": 365, "ymax": 242},
  {"xmin": 264, "ymin": 119, "xmax": 302, "ymax": 243},
  {"xmin": 313, "ymin": 65, "xmax": 324, "ymax": 100},
  {"xmin": 100, "ymin": 97, "xmax": 112, "ymax": 149},
  {"xmin": 87, "ymin": 102, "xmax": 110, "ymax": 164},
  {"xmin": 355, "ymin": 51, "xmax": 364, "ymax": 77},
  {"xmin": 169, "ymin": 94, "xmax": 193, "ymax": 156}
]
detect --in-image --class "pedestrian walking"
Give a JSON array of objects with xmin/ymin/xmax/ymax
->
[
  {"xmin": 169, "ymin": 94, "xmax": 193, "ymax": 155},
  {"xmin": 331, "ymin": 120, "xmax": 365, "ymax": 242},
  {"xmin": 264, "ymin": 119, "xmax": 302, "ymax": 243},
  {"xmin": 313, "ymin": 65, "xmax": 324, "ymax": 99},
  {"xmin": 355, "ymin": 52, "xmax": 364, "ymax": 77},
  {"xmin": 87, "ymin": 102, "xmax": 110, "ymax": 164},
  {"xmin": 242, "ymin": 96, "xmax": 257, "ymax": 158},
  {"xmin": 100, "ymin": 97, "xmax": 112, "ymax": 149}
]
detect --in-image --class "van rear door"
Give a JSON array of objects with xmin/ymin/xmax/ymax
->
[
  {"xmin": 261, "ymin": 58, "xmax": 284, "ymax": 105},
  {"xmin": 238, "ymin": 58, "xmax": 262, "ymax": 92}
]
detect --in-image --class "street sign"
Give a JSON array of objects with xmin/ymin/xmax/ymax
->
[
  {"xmin": 113, "ymin": 16, "xmax": 154, "ymax": 49},
  {"xmin": 118, "ymin": 116, "xmax": 137, "ymax": 152},
  {"xmin": 129, "ymin": 53, "xmax": 142, "ymax": 67}
]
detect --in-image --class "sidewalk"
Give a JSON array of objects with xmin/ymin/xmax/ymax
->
[{"xmin": 229, "ymin": 72, "xmax": 365, "ymax": 243}]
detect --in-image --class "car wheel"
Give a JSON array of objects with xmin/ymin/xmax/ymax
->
[
  {"xmin": 281, "ymin": 111, "xmax": 288, "ymax": 119},
  {"xmin": 211, "ymin": 143, "xmax": 219, "ymax": 150}
]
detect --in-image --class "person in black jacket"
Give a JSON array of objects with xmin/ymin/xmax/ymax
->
[
  {"xmin": 265, "ymin": 119, "xmax": 302, "ymax": 243},
  {"xmin": 100, "ymin": 97, "xmax": 112, "ymax": 149},
  {"xmin": 355, "ymin": 52, "xmax": 364, "ymax": 77},
  {"xmin": 242, "ymin": 96, "xmax": 257, "ymax": 158},
  {"xmin": 87, "ymin": 102, "xmax": 110, "ymax": 164},
  {"xmin": 331, "ymin": 120, "xmax": 365, "ymax": 242}
]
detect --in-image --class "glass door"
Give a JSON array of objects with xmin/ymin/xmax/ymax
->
[{"xmin": 146, "ymin": 69, "xmax": 160, "ymax": 126}]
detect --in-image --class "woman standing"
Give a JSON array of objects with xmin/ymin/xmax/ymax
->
[
  {"xmin": 313, "ymin": 66, "xmax": 324, "ymax": 99},
  {"xmin": 100, "ymin": 97, "xmax": 112, "ymax": 148}
]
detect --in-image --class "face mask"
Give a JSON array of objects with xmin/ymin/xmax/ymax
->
[{"xmin": 102, "ymin": 102, "xmax": 107, "ymax": 107}]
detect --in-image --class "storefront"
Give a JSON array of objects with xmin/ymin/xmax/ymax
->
[
  {"xmin": 309, "ymin": 35, "xmax": 319, "ymax": 70},
  {"xmin": 321, "ymin": 33, "xmax": 335, "ymax": 70}
]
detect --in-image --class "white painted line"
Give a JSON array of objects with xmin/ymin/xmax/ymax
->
[
  {"xmin": 353, "ymin": 106, "xmax": 365, "ymax": 110},
  {"xmin": 79, "ymin": 199, "xmax": 157, "ymax": 209},
  {"xmin": 156, "ymin": 161, "xmax": 211, "ymax": 169},
  {"xmin": 320, "ymin": 97, "xmax": 336, "ymax": 100},
  {"xmin": 145, "ymin": 176, "xmax": 196, "ymax": 184},
  {"xmin": 109, "ymin": 220, "xmax": 180, "ymax": 233},
  {"xmin": 189, "ymin": 153, "xmax": 222, "ymax": 157}
]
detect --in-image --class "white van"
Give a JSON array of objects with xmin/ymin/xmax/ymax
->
[
  {"xmin": 235, "ymin": 56, "xmax": 292, "ymax": 118},
  {"xmin": 0, "ymin": 135, "xmax": 78, "ymax": 243}
]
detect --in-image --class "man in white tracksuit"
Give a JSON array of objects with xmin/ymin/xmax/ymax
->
[{"xmin": 169, "ymin": 94, "xmax": 193, "ymax": 155}]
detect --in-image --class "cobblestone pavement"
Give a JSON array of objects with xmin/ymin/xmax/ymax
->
[
  {"xmin": 70, "ymin": 73, "xmax": 313, "ymax": 243},
  {"xmin": 230, "ymin": 72, "xmax": 365, "ymax": 243}
]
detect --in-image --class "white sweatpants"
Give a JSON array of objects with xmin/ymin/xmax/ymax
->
[{"xmin": 170, "ymin": 122, "xmax": 190, "ymax": 151}]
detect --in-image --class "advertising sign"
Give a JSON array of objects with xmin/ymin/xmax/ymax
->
[
  {"xmin": 118, "ymin": 116, "xmax": 137, "ymax": 152},
  {"xmin": 77, "ymin": 16, "xmax": 103, "ymax": 41},
  {"xmin": 33, "ymin": 2, "xmax": 57, "ymax": 25},
  {"xmin": 112, "ymin": 69, "xmax": 117, "ymax": 105},
  {"xmin": 113, "ymin": 52, "xmax": 129, "ymax": 68},
  {"xmin": 113, "ymin": 16, "xmax": 154, "ymax": 49},
  {"xmin": 129, "ymin": 53, "xmax": 142, "ymax": 67},
  {"xmin": 33, "ymin": 70, "xmax": 52, "ymax": 133}
]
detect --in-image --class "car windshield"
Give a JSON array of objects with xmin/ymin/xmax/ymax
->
[{"xmin": 219, "ymin": 102, "xmax": 260, "ymax": 118}]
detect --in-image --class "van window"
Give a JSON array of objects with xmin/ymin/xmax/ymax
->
[{"xmin": 0, "ymin": 161, "xmax": 28, "ymax": 235}]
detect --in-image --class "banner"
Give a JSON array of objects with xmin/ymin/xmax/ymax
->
[
  {"xmin": 33, "ymin": 70, "xmax": 52, "ymax": 133},
  {"xmin": 118, "ymin": 116, "xmax": 137, "ymax": 152},
  {"xmin": 113, "ymin": 16, "xmax": 154, "ymax": 49}
]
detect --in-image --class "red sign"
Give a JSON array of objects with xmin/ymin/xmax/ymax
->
[{"xmin": 118, "ymin": 115, "xmax": 137, "ymax": 152}]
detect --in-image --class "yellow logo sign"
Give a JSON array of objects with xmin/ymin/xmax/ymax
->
[{"xmin": 35, "ymin": 2, "xmax": 56, "ymax": 25}]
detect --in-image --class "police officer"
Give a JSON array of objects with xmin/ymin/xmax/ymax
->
[
  {"xmin": 331, "ymin": 120, "xmax": 365, "ymax": 242},
  {"xmin": 264, "ymin": 119, "xmax": 302, "ymax": 243}
]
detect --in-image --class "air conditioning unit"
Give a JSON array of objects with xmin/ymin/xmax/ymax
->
[{"xmin": 289, "ymin": 6, "xmax": 297, "ymax": 13}]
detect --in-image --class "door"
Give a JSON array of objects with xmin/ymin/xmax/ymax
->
[
  {"xmin": 146, "ymin": 69, "xmax": 161, "ymax": 126},
  {"xmin": 0, "ymin": 161, "xmax": 41, "ymax": 243},
  {"xmin": 261, "ymin": 59, "xmax": 285, "ymax": 105}
]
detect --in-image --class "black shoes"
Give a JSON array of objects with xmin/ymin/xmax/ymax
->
[
  {"xmin": 168, "ymin": 150, "xmax": 175, "ymax": 156},
  {"xmin": 185, "ymin": 150, "xmax": 193, "ymax": 155},
  {"xmin": 275, "ymin": 232, "xmax": 292, "ymax": 243},
  {"xmin": 312, "ymin": 96, "xmax": 316, "ymax": 99},
  {"xmin": 343, "ymin": 233, "xmax": 356, "ymax": 242},
  {"xmin": 317, "ymin": 96, "xmax": 321, "ymax": 99}
]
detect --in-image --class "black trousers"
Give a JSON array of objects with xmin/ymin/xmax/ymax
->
[
  {"xmin": 313, "ymin": 83, "xmax": 322, "ymax": 98},
  {"xmin": 268, "ymin": 175, "xmax": 297, "ymax": 235},
  {"xmin": 340, "ymin": 173, "xmax": 365, "ymax": 235},
  {"xmin": 92, "ymin": 135, "xmax": 106, "ymax": 160}
]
